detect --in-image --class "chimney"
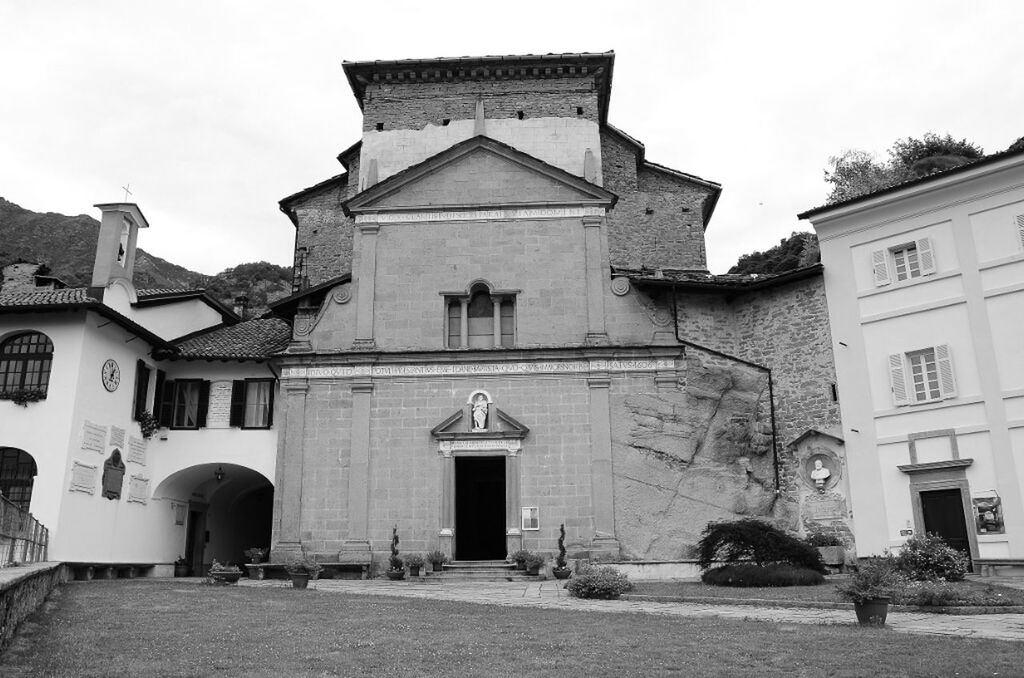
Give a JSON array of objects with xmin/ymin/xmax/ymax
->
[
  {"xmin": 233, "ymin": 295, "xmax": 250, "ymax": 320},
  {"xmin": 90, "ymin": 203, "xmax": 149, "ymax": 297}
]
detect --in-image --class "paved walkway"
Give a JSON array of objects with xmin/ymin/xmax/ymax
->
[{"xmin": 239, "ymin": 578, "xmax": 1024, "ymax": 642}]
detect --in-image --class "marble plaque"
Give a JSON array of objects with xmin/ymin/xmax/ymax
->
[
  {"xmin": 109, "ymin": 425, "xmax": 126, "ymax": 448},
  {"xmin": 127, "ymin": 436, "xmax": 147, "ymax": 466},
  {"xmin": 81, "ymin": 421, "xmax": 107, "ymax": 453},
  {"xmin": 128, "ymin": 475, "xmax": 150, "ymax": 505},
  {"xmin": 805, "ymin": 492, "xmax": 846, "ymax": 520},
  {"xmin": 206, "ymin": 381, "xmax": 233, "ymax": 428},
  {"xmin": 69, "ymin": 460, "xmax": 97, "ymax": 495}
]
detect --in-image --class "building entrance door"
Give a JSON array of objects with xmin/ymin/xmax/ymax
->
[
  {"xmin": 920, "ymin": 488, "xmax": 972, "ymax": 569},
  {"xmin": 455, "ymin": 456, "xmax": 506, "ymax": 560}
]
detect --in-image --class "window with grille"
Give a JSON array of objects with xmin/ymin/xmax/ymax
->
[{"xmin": 0, "ymin": 332, "xmax": 53, "ymax": 397}]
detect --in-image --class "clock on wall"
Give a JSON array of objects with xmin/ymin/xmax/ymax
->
[{"xmin": 101, "ymin": 359, "xmax": 120, "ymax": 392}]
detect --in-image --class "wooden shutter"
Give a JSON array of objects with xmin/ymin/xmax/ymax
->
[
  {"xmin": 916, "ymin": 237, "xmax": 936, "ymax": 275},
  {"xmin": 871, "ymin": 250, "xmax": 891, "ymax": 286},
  {"xmin": 196, "ymin": 380, "xmax": 211, "ymax": 428},
  {"xmin": 229, "ymin": 380, "xmax": 246, "ymax": 427},
  {"xmin": 935, "ymin": 344, "xmax": 957, "ymax": 398},
  {"xmin": 156, "ymin": 373, "xmax": 174, "ymax": 427},
  {"xmin": 132, "ymin": 360, "xmax": 150, "ymax": 421},
  {"xmin": 888, "ymin": 353, "xmax": 909, "ymax": 406},
  {"xmin": 1016, "ymin": 214, "xmax": 1024, "ymax": 249},
  {"xmin": 266, "ymin": 383, "xmax": 275, "ymax": 427}
]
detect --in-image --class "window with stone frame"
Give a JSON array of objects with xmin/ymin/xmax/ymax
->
[
  {"xmin": 444, "ymin": 283, "xmax": 515, "ymax": 349},
  {"xmin": 0, "ymin": 332, "xmax": 53, "ymax": 397},
  {"xmin": 0, "ymin": 447, "xmax": 37, "ymax": 512},
  {"xmin": 888, "ymin": 345, "xmax": 957, "ymax": 406},
  {"xmin": 871, "ymin": 237, "xmax": 936, "ymax": 286}
]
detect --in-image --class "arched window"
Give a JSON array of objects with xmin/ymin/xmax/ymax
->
[
  {"xmin": 0, "ymin": 332, "xmax": 54, "ymax": 397},
  {"xmin": 445, "ymin": 284, "xmax": 515, "ymax": 349},
  {"xmin": 0, "ymin": 448, "xmax": 37, "ymax": 512}
]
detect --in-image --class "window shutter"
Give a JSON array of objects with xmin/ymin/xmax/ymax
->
[
  {"xmin": 132, "ymin": 360, "xmax": 151, "ymax": 421},
  {"xmin": 196, "ymin": 380, "xmax": 211, "ymax": 428},
  {"xmin": 156, "ymin": 374, "xmax": 174, "ymax": 427},
  {"xmin": 888, "ymin": 353, "xmax": 909, "ymax": 406},
  {"xmin": 935, "ymin": 344, "xmax": 957, "ymax": 398},
  {"xmin": 1016, "ymin": 214, "xmax": 1024, "ymax": 249},
  {"xmin": 266, "ymin": 384, "xmax": 275, "ymax": 427},
  {"xmin": 229, "ymin": 380, "xmax": 246, "ymax": 427},
  {"xmin": 916, "ymin": 237, "xmax": 936, "ymax": 275},
  {"xmin": 871, "ymin": 250, "xmax": 891, "ymax": 286}
]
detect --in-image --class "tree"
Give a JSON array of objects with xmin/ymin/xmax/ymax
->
[
  {"xmin": 729, "ymin": 232, "xmax": 819, "ymax": 275},
  {"xmin": 824, "ymin": 133, "xmax": 984, "ymax": 204},
  {"xmin": 1008, "ymin": 136, "xmax": 1024, "ymax": 153}
]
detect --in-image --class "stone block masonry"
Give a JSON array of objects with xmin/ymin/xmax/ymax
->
[{"xmin": 0, "ymin": 563, "xmax": 68, "ymax": 654}]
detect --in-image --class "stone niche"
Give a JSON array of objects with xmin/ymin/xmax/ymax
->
[
  {"xmin": 788, "ymin": 430, "xmax": 855, "ymax": 551},
  {"xmin": 610, "ymin": 355, "xmax": 791, "ymax": 560}
]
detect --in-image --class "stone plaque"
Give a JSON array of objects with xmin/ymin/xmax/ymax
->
[
  {"xmin": 127, "ymin": 436, "xmax": 147, "ymax": 466},
  {"xmin": 81, "ymin": 421, "xmax": 107, "ymax": 453},
  {"xmin": 805, "ymin": 492, "xmax": 846, "ymax": 520},
  {"xmin": 174, "ymin": 502, "xmax": 187, "ymax": 525},
  {"xmin": 70, "ymin": 460, "xmax": 98, "ymax": 494},
  {"xmin": 109, "ymin": 425, "xmax": 126, "ymax": 448},
  {"xmin": 128, "ymin": 475, "xmax": 149, "ymax": 505},
  {"xmin": 205, "ymin": 380, "xmax": 233, "ymax": 429}
]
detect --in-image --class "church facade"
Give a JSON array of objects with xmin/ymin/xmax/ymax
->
[{"xmin": 271, "ymin": 52, "xmax": 846, "ymax": 569}]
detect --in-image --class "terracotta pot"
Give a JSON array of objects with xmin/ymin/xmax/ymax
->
[
  {"xmin": 290, "ymin": 573, "xmax": 310, "ymax": 589},
  {"xmin": 854, "ymin": 597, "xmax": 890, "ymax": 626},
  {"xmin": 409, "ymin": 566, "xmax": 421, "ymax": 577},
  {"xmin": 432, "ymin": 562, "xmax": 443, "ymax": 572}
]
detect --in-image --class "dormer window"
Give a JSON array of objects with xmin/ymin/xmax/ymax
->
[{"xmin": 444, "ymin": 282, "xmax": 516, "ymax": 349}]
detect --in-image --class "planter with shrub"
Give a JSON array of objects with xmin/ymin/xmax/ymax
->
[
  {"xmin": 509, "ymin": 549, "xmax": 530, "ymax": 571},
  {"xmin": 804, "ymin": 531, "xmax": 845, "ymax": 567},
  {"xmin": 524, "ymin": 553, "xmax": 546, "ymax": 575},
  {"xmin": 405, "ymin": 553, "xmax": 425, "ymax": 577},
  {"xmin": 552, "ymin": 523, "xmax": 571, "ymax": 579},
  {"xmin": 285, "ymin": 556, "xmax": 323, "ymax": 589},
  {"xmin": 386, "ymin": 526, "xmax": 405, "ymax": 580},
  {"xmin": 566, "ymin": 566, "xmax": 633, "ymax": 600},
  {"xmin": 426, "ymin": 550, "xmax": 448, "ymax": 573},
  {"xmin": 837, "ymin": 557, "xmax": 905, "ymax": 626},
  {"xmin": 173, "ymin": 556, "xmax": 189, "ymax": 578},
  {"xmin": 208, "ymin": 561, "xmax": 242, "ymax": 585}
]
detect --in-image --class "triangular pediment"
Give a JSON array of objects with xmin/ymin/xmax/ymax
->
[
  {"xmin": 431, "ymin": 406, "xmax": 530, "ymax": 440},
  {"xmin": 345, "ymin": 135, "xmax": 616, "ymax": 215}
]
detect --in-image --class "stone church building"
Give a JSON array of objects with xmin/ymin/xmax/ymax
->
[{"xmin": 270, "ymin": 52, "xmax": 845, "ymax": 569}]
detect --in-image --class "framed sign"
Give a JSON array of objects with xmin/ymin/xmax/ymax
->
[{"xmin": 521, "ymin": 507, "xmax": 539, "ymax": 531}]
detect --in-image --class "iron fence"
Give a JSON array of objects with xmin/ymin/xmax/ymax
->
[{"xmin": 0, "ymin": 494, "xmax": 48, "ymax": 567}]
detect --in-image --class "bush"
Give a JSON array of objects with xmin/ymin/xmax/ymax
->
[
  {"xmin": 404, "ymin": 553, "xmax": 425, "ymax": 568},
  {"xmin": 804, "ymin": 531, "xmax": 843, "ymax": 547},
  {"xmin": 893, "ymin": 581, "xmax": 1024, "ymax": 607},
  {"xmin": 566, "ymin": 566, "xmax": 633, "ymax": 600},
  {"xmin": 697, "ymin": 519, "xmax": 826, "ymax": 573},
  {"xmin": 836, "ymin": 557, "xmax": 906, "ymax": 604},
  {"xmin": 701, "ymin": 563, "xmax": 826, "ymax": 587},
  {"xmin": 894, "ymin": 533, "xmax": 969, "ymax": 582}
]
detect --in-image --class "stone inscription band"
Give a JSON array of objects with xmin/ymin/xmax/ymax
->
[{"xmin": 282, "ymin": 358, "xmax": 675, "ymax": 380}]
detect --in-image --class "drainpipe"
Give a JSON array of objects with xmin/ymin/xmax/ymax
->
[{"xmin": 670, "ymin": 283, "xmax": 781, "ymax": 494}]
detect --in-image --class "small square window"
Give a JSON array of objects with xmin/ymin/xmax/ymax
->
[{"xmin": 521, "ymin": 507, "xmax": 540, "ymax": 531}]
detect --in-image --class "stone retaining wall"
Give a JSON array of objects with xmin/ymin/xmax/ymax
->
[{"xmin": 0, "ymin": 563, "xmax": 67, "ymax": 654}]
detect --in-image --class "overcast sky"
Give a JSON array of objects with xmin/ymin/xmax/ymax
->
[{"xmin": 2, "ymin": 1, "xmax": 1021, "ymax": 275}]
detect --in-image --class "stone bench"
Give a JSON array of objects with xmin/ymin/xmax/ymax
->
[
  {"xmin": 65, "ymin": 562, "xmax": 155, "ymax": 580},
  {"xmin": 245, "ymin": 562, "xmax": 370, "ymax": 580},
  {"xmin": 975, "ymin": 558, "xmax": 1024, "ymax": 577}
]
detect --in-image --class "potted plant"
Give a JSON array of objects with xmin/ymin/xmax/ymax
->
[
  {"xmin": 524, "ymin": 552, "xmax": 546, "ymax": 576},
  {"xmin": 173, "ymin": 555, "xmax": 189, "ymax": 578},
  {"xmin": 552, "ymin": 524, "xmax": 571, "ymax": 579},
  {"xmin": 386, "ymin": 526, "xmax": 405, "ymax": 580},
  {"xmin": 137, "ymin": 410, "xmax": 161, "ymax": 439},
  {"xmin": 208, "ymin": 560, "xmax": 242, "ymax": 585},
  {"xmin": 285, "ymin": 555, "xmax": 323, "ymax": 589},
  {"xmin": 836, "ymin": 556, "xmax": 904, "ymax": 626},
  {"xmin": 509, "ymin": 549, "xmax": 531, "ymax": 571},
  {"xmin": 0, "ymin": 387, "xmax": 46, "ymax": 407},
  {"xmin": 244, "ymin": 547, "xmax": 267, "ymax": 564},
  {"xmin": 426, "ymin": 549, "xmax": 449, "ymax": 573},
  {"xmin": 404, "ymin": 553, "xmax": 425, "ymax": 577},
  {"xmin": 805, "ymin": 530, "xmax": 845, "ymax": 568}
]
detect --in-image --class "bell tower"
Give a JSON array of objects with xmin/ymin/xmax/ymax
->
[{"xmin": 90, "ymin": 203, "xmax": 149, "ymax": 295}]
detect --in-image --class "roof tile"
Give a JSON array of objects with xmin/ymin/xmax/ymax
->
[
  {"xmin": 174, "ymin": 318, "xmax": 292, "ymax": 360},
  {"xmin": 0, "ymin": 288, "xmax": 96, "ymax": 306}
]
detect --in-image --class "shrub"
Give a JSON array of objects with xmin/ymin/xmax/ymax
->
[
  {"xmin": 697, "ymin": 519, "xmax": 826, "ymax": 573},
  {"xmin": 285, "ymin": 556, "xmax": 322, "ymax": 578},
  {"xmin": 389, "ymin": 526, "xmax": 403, "ymax": 572},
  {"xmin": 524, "ymin": 553, "xmax": 546, "ymax": 571},
  {"xmin": 701, "ymin": 563, "xmax": 826, "ymax": 587},
  {"xmin": 404, "ymin": 553, "xmax": 425, "ymax": 568},
  {"xmin": 893, "ymin": 581, "xmax": 1024, "ymax": 607},
  {"xmin": 426, "ymin": 550, "xmax": 448, "ymax": 566},
  {"xmin": 836, "ymin": 556, "xmax": 906, "ymax": 604},
  {"xmin": 804, "ymin": 531, "xmax": 844, "ymax": 547},
  {"xmin": 509, "ymin": 549, "xmax": 531, "ymax": 567},
  {"xmin": 894, "ymin": 533, "xmax": 968, "ymax": 582},
  {"xmin": 566, "ymin": 566, "xmax": 633, "ymax": 599},
  {"xmin": 555, "ymin": 523, "xmax": 568, "ymax": 570}
]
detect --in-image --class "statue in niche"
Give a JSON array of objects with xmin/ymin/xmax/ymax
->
[
  {"xmin": 102, "ymin": 449, "xmax": 126, "ymax": 500},
  {"xmin": 810, "ymin": 458, "xmax": 831, "ymax": 494},
  {"xmin": 471, "ymin": 394, "xmax": 489, "ymax": 431}
]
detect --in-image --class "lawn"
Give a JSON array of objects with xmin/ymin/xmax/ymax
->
[
  {"xmin": 1, "ymin": 581, "xmax": 1023, "ymax": 677},
  {"xmin": 630, "ymin": 579, "xmax": 1024, "ymax": 608}
]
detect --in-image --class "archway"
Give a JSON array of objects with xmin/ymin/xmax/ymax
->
[
  {"xmin": 0, "ymin": 447, "xmax": 37, "ymax": 512},
  {"xmin": 153, "ymin": 463, "xmax": 273, "ymax": 575}
]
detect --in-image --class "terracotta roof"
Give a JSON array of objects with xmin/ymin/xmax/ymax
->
[
  {"xmin": 621, "ymin": 263, "xmax": 823, "ymax": 294},
  {"xmin": 137, "ymin": 288, "xmax": 203, "ymax": 298},
  {"xmin": 172, "ymin": 318, "xmax": 292, "ymax": 360},
  {"xmin": 0, "ymin": 288, "xmax": 96, "ymax": 306}
]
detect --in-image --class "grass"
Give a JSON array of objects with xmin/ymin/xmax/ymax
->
[
  {"xmin": 1, "ymin": 580, "xmax": 1022, "ymax": 677},
  {"xmin": 631, "ymin": 579, "xmax": 1024, "ymax": 607}
]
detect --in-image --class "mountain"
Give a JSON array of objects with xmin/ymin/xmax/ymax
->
[
  {"xmin": 728, "ymin": 232, "xmax": 820, "ymax": 275},
  {"xmin": 0, "ymin": 197, "xmax": 292, "ymax": 315}
]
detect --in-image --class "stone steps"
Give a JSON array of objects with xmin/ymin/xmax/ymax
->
[{"xmin": 430, "ymin": 559, "xmax": 538, "ymax": 582}]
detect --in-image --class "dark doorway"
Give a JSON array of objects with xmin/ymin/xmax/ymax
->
[
  {"xmin": 455, "ymin": 456, "xmax": 506, "ymax": 560},
  {"xmin": 185, "ymin": 508, "xmax": 207, "ymax": 576},
  {"xmin": 920, "ymin": 488, "xmax": 972, "ymax": 569}
]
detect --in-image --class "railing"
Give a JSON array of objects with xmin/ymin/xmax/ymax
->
[{"xmin": 0, "ymin": 494, "xmax": 48, "ymax": 567}]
